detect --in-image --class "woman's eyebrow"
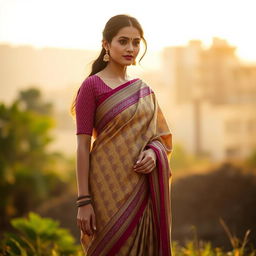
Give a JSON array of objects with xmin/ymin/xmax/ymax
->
[{"xmin": 118, "ymin": 36, "xmax": 141, "ymax": 40}]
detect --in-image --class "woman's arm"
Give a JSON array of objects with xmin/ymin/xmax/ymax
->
[
  {"xmin": 76, "ymin": 134, "xmax": 96, "ymax": 236},
  {"xmin": 76, "ymin": 134, "xmax": 91, "ymax": 196}
]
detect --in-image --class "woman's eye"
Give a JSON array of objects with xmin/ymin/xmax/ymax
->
[
  {"xmin": 119, "ymin": 40, "xmax": 126, "ymax": 45},
  {"xmin": 119, "ymin": 39, "xmax": 140, "ymax": 46},
  {"xmin": 133, "ymin": 41, "xmax": 140, "ymax": 46}
]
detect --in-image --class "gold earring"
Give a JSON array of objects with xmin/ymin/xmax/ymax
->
[
  {"xmin": 103, "ymin": 49, "xmax": 110, "ymax": 62},
  {"xmin": 132, "ymin": 59, "xmax": 136, "ymax": 65}
]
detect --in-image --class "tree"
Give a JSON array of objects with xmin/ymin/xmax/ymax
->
[
  {"xmin": 0, "ymin": 87, "xmax": 67, "ymax": 230},
  {"xmin": 16, "ymin": 87, "xmax": 53, "ymax": 115}
]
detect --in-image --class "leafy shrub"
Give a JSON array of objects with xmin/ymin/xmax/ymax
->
[
  {"xmin": 0, "ymin": 88, "xmax": 70, "ymax": 231},
  {"xmin": 0, "ymin": 212, "xmax": 83, "ymax": 256}
]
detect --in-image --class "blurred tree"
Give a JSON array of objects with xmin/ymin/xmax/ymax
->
[
  {"xmin": 170, "ymin": 144, "xmax": 191, "ymax": 170},
  {"xmin": 246, "ymin": 148, "xmax": 256, "ymax": 169},
  {"xmin": 0, "ymin": 87, "xmax": 68, "ymax": 232},
  {"xmin": 170, "ymin": 143, "xmax": 209, "ymax": 171},
  {"xmin": 16, "ymin": 87, "xmax": 53, "ymax": 115}
]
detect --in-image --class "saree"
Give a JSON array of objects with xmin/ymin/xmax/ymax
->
[{"xmin": 80, "ymin": 78, "xmax": 173, "ymax": 256}]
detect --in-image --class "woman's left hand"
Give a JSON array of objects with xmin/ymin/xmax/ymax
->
[{"xmin": 133, "ymin": 148, "xmax": 157, "ymax": 174}]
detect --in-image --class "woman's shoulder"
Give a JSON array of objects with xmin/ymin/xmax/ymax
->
[
  {"xmin": 77, "ymin": 75, "xmax": 99, "ymax": 98},
  {"xmin": 139, "ymin": 79, "xmax": 154, "ymax": 92},
  {"xmin": 81, "ymin": 75, "xmax": 97, "ymax": 87},
  {"xmin": 79, "ymin": 75, "xmax": 101, "ymax": 94}
]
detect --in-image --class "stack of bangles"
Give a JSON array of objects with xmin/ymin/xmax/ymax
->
[{"xmin": 76, "ymin": 195, "xmax": 92, "ymax": 207}]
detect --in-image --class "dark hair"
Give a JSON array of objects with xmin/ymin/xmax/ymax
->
[{"xmin": 70, "ymin": 14, "xmax": 147, "ymax": 117}]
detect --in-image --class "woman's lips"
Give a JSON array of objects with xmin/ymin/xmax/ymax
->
[{"xmin": 123, "ymin": 56, "xmax": 133, "ymax": 60}]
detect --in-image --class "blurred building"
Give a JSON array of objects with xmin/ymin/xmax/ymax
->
[{"xmin": 162, "ymin": 37, "xmax": 256, "ymax": 161}]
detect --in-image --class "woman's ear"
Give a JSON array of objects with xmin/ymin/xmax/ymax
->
[{"xmin": 102, "ymin": 39, "xmax": 109, "ymax": 51}]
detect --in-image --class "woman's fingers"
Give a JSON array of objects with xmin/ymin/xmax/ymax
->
[
  {"xmin": 145, "ymin": 164, "xmax": 156, "ymax": 173},
  {"xmin": 77, "ymin": 218, "xmax": 92, "ymax": 236},
  {"xmin": 85, "ymin": 219, "xmax": 92, "ymax": 236},
  {"xmin": 134, "ymin": 161, "xmax": 155, "ymax": 174},
  {"xmin": 77, "ymin": 219, "xmax": 85, "ymax": 234},
  {"xmin": 146, "ymin": 163, "xmax": 156, "ymax": 173},
  {"xmin": 134, "ymin": 161, "xmax": 152, "ymax": 172},
  {"xmin": 91, "ymin": 213, "xmax": 97, "ymax": 231},
  {"xmin": 77, "ymin": 206, "xmax": 96, "ymax": 236},
  {"xmin": 81, "ymin": 219, "xmax": 87, "ymax": 235},
  {"xmin": 134, "ymin": 157, "xmax": 155, "ymax": 170},
  {"xmin": 135, "ymin": 151, "xmax": 145, "ymax": 164}
]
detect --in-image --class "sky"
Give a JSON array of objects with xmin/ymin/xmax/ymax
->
[{"xmin": 0, "ymin": 0, "xmax": 256, "ymax": 61}]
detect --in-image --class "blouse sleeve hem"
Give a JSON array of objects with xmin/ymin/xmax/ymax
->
[{"xmin": 76, "ymin": 132, "xmax": 92, "ymax": 136}]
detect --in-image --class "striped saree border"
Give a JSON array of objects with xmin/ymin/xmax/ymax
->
[
  {"xmin": 95, "ymin": 80, "xmax": 151, "ymax": 127},
  {"xmin": 87, "ymin": 176, "xmax": 149, "ymax": 256},
  {"xmin": 95, "ymin": 79, "xmax": 143, "ymax": 122},
  {"xmin": 97, "ymin": 86, "xmax": 153, "ymax": 133},
  {"xmin": 95, "ymin": 77, "xmax": 140, "ymax": 107},
  {"xmin": 147, "ymin": 140, "xmax": 172, "ymax": 256},
  {"xmin": 149, "ymin": 166, "xmax": 161, "ymax": 232},
  {"xmin": 107, "ymin": 193, "xmax": 148, "ymax": 255}
]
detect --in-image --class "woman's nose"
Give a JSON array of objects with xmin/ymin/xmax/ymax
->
[{"xmin": 127, "ymin": 42, "xmax": 134, "ymax": 52}]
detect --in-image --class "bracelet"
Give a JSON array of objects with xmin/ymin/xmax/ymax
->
[
  {"xmin": 77, "ymin": 195, "xmax": 91, "ymax": 201},
  {"xmin": 76, "ymin": 199, "xmax": 92, "ymax": 207}
]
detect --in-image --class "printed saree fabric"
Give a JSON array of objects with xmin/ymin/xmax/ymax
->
[{"xmin": 81, "ymin": 78, "xmax": 173, "ymax": 256}]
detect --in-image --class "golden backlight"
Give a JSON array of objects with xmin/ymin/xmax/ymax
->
[{"xmin": 0, "ymin": 0, "xmax": 255, "ymax": 61}]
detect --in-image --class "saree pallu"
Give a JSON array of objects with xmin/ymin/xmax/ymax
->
[{"xmin": 81, "ymin": 79, "xmax": 173, "ymax": 256}]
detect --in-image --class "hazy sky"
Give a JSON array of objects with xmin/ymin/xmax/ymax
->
[{"xmin": 0, "ymin": 0, "xmax": 255, "ymax": 61}]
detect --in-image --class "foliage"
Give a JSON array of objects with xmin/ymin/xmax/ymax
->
[
  {"xmin": 170, "ymin": 143, "xmax": 210, "ymax": 171},
  {"xmin": 171, "ymin": 221, "xmax": 256, "ymax": 256},
  {"xmin": 17, "ymin": 87, "xmax": 53, "ymax": 115},
  {"xmin": 246, "ymin": 148, "xmax": 256, "ymax": 169},
  {"xmin": 0, "ymin": 212, "xmax": 83, "ymax": 256},
  {"xmin": 0, "ymin": 212, "xmax": 255, "ymax": 256},
  {"xmin": 172, "ymin": 162, "xmax": 256, "ymax": 249},
  {"xmin": 0, "ymin": 87, "xmax": 68, "ymax": 230}
]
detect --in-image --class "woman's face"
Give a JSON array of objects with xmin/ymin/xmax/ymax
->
[{"xmin": 104, "ymin": 26, "xmax": 141, "ymax": 66}]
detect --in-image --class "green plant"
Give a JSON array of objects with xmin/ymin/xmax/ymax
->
[
  {"xmin": 1, "ymin": 212, "xmax": 83, "ymax": 256},
  {"xmin": 0, "ymin": 88, "xmax": 71, "ymax": 230},
  {"xmin": 219, "ymin": 218, "xmax": 253, "ymax": 256},
  {"xmin": 171, "ymin": 220, "xmax": 256, "ymax": 256}
]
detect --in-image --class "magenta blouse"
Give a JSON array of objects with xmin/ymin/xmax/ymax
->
[{"xmin": 75, "ymin": 74, "xmax": 140, "ymax": 135}]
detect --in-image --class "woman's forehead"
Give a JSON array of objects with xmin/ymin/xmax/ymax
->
[{"xmin": 115, "ymin": 26, "xmax": 141, "ymax": 39}]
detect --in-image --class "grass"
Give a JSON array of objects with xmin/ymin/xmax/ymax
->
[{"xmin": 171, "ymin": 218, "xmax": 256, "ymax": 256}]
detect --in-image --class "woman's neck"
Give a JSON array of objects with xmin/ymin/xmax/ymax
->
[{"xmin": 101, "ymin": 62, "xmax": 129, "ymax": 80}]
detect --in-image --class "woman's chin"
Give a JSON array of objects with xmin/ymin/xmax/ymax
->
[
  {"xmin": 119, "ymin": 62, "xmax": 132, "ymax": 67},
  {"xmin": 111, "ymin": 57, "xmax": 134, "ymax": 67}
]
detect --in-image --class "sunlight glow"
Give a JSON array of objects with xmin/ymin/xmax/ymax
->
[{"xmin": 0, "ymin": 0, "xmax": 255, "ymax": 61}]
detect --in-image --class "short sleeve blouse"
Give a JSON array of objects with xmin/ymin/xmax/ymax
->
[
  {"xmin": 75, "ymin": 77, "xmax": 96, "ymax": 135},
  {"xmin": 75, "ymin": 75, "xmax": 140, "ymax": 135}
]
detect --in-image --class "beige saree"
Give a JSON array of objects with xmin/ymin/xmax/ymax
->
[{"xmin": 81, "ymin": 78, "xmax": 173, "ymax": 256}]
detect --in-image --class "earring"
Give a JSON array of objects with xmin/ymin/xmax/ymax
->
[
  {"xmin": 103, "ymin": 49, "xmax": 110, "ymax": 62},
  {"xmin": 132, "ymin": 59, "xmax": 136, "ymax": 65}
]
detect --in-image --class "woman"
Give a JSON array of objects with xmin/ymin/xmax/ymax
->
[{"xmin": 71, "ymin": 14, "xmax": 173, "ymax": 256}]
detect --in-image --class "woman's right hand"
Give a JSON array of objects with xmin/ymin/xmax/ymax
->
[{"xmin": 77, "ymin": 204, "xmax": 97, "ymax": 236}]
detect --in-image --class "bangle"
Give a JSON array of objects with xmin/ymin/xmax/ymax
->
[
  {"xmin": 77, "ymin": 195, "xmax": 91, "ymax": 201},
  {"xmin": 76, "ymin": 199, "xmax": 92, "ymax": 207}
]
